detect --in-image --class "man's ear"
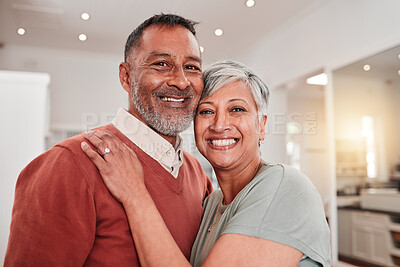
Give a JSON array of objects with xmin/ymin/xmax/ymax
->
[
  {"xmin": 259, "ymin": 115, "xmax": 267, "ymax": 140},
  {"xmin": 119, "ymin": 62, "xmax": 132, "ymax": 93}
]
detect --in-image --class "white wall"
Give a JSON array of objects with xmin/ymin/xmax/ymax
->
[
  {"xmin": 260, "ymin": 88, "xmax": 288, "ymax": 163},
  {"xmin": 0, "ymin": 70, "xmax": 50, "ymax": 262},
  {"xmin": 0, "ymin": 45, "xmax": 126, "ymax": 130},
  {"xmin": 286, "ymin": 94, "xmax": 330, "ymax": 203}
]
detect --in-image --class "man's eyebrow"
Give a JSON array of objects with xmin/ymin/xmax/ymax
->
[
  {"xmin": 188, "ymin": 56, "xmax": 202, "ymax": 64},
  {"xmin": 145, "ymin": 52, "xmax": 202, "ymax": 64},
  {"xmin": 146, "ymin": 52, "xmax": 172, "ymax": 58}
]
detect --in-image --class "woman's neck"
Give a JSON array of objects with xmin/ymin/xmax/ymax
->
[{"xmin": 214, "ymin": 157, "xmax": 263, "ymax": 205}]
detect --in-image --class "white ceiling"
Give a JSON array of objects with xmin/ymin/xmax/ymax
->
[
  {"xmin": 0, "ymin": 0, "xmax": 321, "ymax": 63},
  {"xmin": 334, "ymin": 45, "xmax": 400, "ymax": 83}
]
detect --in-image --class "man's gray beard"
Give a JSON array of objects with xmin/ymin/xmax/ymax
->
[{"xmin": 132, "ymin": 84, "xmax": 194, "ymax": 136}]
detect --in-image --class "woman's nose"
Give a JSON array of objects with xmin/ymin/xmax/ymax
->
[
  {"xmin": 167, "ymin": 67, "xmax": 190, "ymax": 90},
  {"xmin": 209, "ymin": 111, "xmax": 231, "ymax": 133}
]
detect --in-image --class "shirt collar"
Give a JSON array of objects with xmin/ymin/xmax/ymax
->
[{"xmin": 111, "ymin": 108, "xmax": 183, "ymax": 172}]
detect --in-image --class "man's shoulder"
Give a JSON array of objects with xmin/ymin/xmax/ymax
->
[
  {"xmin": 55, "ymin": 124, "xmax": 112, "ymax": 152},
  {"xmin": 19, "ymin": 125, "xmax": 116, "ymax": 185},
  {"xmin": 181, "ymin": 151, "xmax": 203, "ymax": 170}
]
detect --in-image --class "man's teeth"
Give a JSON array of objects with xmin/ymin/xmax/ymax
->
[
  {"xmin": 161, "ymin": 97, "xmax": 185, "ymax": 102},
  {"xmin": 211, "ymin": 139, "xmax": 237, "ymax": 146}
]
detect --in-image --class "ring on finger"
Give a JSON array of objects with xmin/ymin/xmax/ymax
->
[{"xmin": 104, "ymin": 147, "xmax": 111, "ymax": 155}]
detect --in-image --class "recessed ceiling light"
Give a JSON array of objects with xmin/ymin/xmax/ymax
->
[
  {"xmin": 306, "ymin": 73, "xmax": 328, "ymax": 85},
  {"xmin": 79, "ymin": 33, "xmax": 87, "ymax": 41},
  {"xmin": 17, "ymin": 28, "xmax": 25, "ymax": 36},
  {"xmin": 81, "ymin": 12, "xmax": 90, "ymax": 21},
  {"xmin": 200, "ymin": 46, "xmax": 205, "ymax": 53},
  {"xmin": 246, "ymin": 0, "xmax": 255, "ymax": 7},
  {"xmin": 214, "ymin": 29, "xmax": 223, "ymax": 37},
  {"xmin": 363, "ymin": 64, "xmax": 371, "ymax": 71}
]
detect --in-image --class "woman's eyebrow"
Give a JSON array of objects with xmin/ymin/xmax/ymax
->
[
  {"xmin": 228, "ymin": 98, "xmax": 248, "ymax": 104},
  {"xmin": 198, "ymin": 98, "xmax": 249, "ymax": 107}
]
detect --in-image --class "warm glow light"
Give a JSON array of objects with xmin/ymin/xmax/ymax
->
[
  {"xmin": 81, "ymin": 12, "xmax": 90, "ymax": 21},
  {"xmin": 17, "ymin": 28, "xmax": 25, "ymax": 35},
  {"xmin": 363, "ymin": 64, "xmax": 371, "ymax": 71},
  {"xmin": 214, "ymin": 29, "xmax": 223, "ymax": 36},
  {"xmin": 286, "ymin": 122, "xmax": 301, "ymax": 135},
  {"xmin": 246, "ymin": 0, "xmax": 255, "ymax": 7},
  {"xmin": 200, "ymin": 46, "xmax": 204, "ymax": 53},
  {"xmin": 398, "ymin": 70, "xmax": 400, "ymax": 76},
  {"xmin": 398, "ymin": 54, "xmax": 400, "ymax": 60},
  {"xmin": 362, "ymin": 116, "xmax": 377, "ymax": 178},
  {"xmin": 78, "ymin": 33, "xmax": 87, "ymax": 41},
  {"xmin": 306, "ymin": 73, "xmax": 327, "ymax": 85}
]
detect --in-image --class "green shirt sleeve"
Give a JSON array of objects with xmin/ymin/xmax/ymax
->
[{"xmin": 222, "ymin": 164, "xmax": 331, "ymax": 267}]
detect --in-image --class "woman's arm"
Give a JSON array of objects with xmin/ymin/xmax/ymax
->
[
  {"xmin": 203, "ymin": 234, "xmax": 303, "ymax": 267},
  {"xmin": 81, "ymin": 131, "xmax": 190, "ymax": 267},
  {"xmin": 81, "ymin": 131, "xmax": 303, "ymax": 267}
]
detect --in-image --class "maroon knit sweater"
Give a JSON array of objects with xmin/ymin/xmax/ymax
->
[{"xmin": 5, "ymin": 124, "xmax": 212, "ymax": 266}]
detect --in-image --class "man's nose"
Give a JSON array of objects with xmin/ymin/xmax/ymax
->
[{"xmin": 167, "ymin": 66, "xmax": 190, "ymax": 90}]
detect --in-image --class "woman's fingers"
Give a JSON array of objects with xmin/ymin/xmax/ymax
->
[
  {"xmin": 81, "ymin": 141, "xmax": 106, "ymax": 169},
  {"xmin": 81, "ymin": 130, "xmax": 145, "ymax": 204},
  {"xmin": 83, "ymin": 131, "xmax": 112, "ymax": 156}
]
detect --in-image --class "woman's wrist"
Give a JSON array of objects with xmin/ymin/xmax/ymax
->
[{"xmin": 121, "ymin": 183, "xmax": 151, "ymax": 210}]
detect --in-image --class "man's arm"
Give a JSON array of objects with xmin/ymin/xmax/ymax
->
[{"xmin": 4, "ymin": 146, "xmax": 96, "ymax": 266}]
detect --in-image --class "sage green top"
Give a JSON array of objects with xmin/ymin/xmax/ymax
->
[{"xmin": 190, "ymin": 164, "xmax": 331, "ymax": 267}]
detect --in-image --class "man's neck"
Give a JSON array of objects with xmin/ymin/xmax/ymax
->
[{"xmin": 128, "ymin": 107, "xmax": 177, "ymax": 147}]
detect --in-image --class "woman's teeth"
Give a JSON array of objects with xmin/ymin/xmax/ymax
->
[
  {"xmin": 161, "ymin": 97, "xmax": 185, "ymax": 102},
  {"xmin": 211, "ymin": 139, "xmax": 237, "ymax": 146}
]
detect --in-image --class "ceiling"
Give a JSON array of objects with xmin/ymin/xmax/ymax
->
[
  {"xmin": 334, "ymin": 45, "xmax": 400, "ymax": 83},
  {"xmin": 0, "ymin": 0, "xmax": 321, "ymax": 63}
]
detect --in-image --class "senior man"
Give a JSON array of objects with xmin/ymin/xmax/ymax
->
[{"xmin": 5, "ymin": 14, "xmax": 212, "ymax": 266}]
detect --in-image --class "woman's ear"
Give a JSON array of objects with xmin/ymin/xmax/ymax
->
[
  {"xmin": 119, "ymin": 62, "xmax": 132, "ymax": 93},
  {"xmin": 259, "ymin": 115, "xmax": 267, "ymax": 141}
]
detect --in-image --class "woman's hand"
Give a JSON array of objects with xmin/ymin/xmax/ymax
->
[
  {"xmin": 82, "ymin": 131, "xmax": 190, "ymax": 267},
  {"xmin": 81, "ymin": 131, "xmax": 145, "ymax": 204}
]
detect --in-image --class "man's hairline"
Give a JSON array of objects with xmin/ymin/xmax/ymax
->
[{"xmin": 126, "ymin": 24, "xmax": 200, "ymax": 65}]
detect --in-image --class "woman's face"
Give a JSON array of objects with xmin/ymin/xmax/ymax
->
[{"xmin": 194, "ymin": 81, "xmax": 267, "ymax": 170}]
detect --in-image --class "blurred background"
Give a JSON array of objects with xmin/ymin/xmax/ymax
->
[{"xmin": 1, "ymin": 0, "xmax": 400, "ymax": 265}]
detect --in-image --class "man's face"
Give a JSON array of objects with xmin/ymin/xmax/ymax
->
[{"xmin": 127, "ymin": 25, "xmax": 203, "ymax": 137}]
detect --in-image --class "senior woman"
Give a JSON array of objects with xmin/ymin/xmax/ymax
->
[{"xmin": 82, "ymin": 60, "xmax": 331, "ymax": 266}]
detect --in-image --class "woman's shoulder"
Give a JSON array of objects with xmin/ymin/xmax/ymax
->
[
  {"xmin": 256, "ymin": 163, "xmax": 318, "ymax": 195},
  {"xmin": 202, "ymin": 189, "xmax": 223, "ymax": 210}
]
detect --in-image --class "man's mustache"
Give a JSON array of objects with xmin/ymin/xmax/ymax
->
[{"xmin": 153, "ymin": 86, "xmax": 195, "ymax": 99}]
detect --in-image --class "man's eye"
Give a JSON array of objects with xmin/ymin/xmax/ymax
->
[
  {"xmin": 185, "ymin": 65, "xmax": 201, "ymax": 71},
  {"xmin": 154, "ymin": 62, "xmax": 168, "ymax": 67},
  {"xmin": 231, "ymin": 107, "xmax": 245, "ymax": 112}
]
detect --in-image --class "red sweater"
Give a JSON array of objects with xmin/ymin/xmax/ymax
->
[{"xmin": 4, "ymin": 124, "xmax": 212, "ymax": 266}]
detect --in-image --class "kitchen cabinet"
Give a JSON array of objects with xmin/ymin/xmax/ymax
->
[{"xmin": 338, "ymin": 209, "xmax": 393, "ymax": 266}]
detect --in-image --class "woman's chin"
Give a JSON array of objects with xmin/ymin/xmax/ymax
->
[{"xmin": 210, "ymin": 159, "xmax": 236, "ymax": 171}]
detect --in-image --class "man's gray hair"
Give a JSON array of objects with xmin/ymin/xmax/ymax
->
[{"xmin": 201, "ymin": 60, "xmax": 269, "ymax": 116}]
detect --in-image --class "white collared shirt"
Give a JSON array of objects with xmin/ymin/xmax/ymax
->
[{"xmin": 112, "ymin": 108, "xmax": 183, "ymax": 178}]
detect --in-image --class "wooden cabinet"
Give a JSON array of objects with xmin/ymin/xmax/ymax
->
[{"xmin": 338, "ymin": 209, "xmax": 393, "ymax": 266}]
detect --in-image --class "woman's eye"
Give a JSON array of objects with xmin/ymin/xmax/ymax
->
[
  {"xmin": 199, "ymin": 110, "xmax": 213, "ymax": 115},
  {"xmin": 231, "ymin": 107, "xmax": 245, "ymax": 112}
]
